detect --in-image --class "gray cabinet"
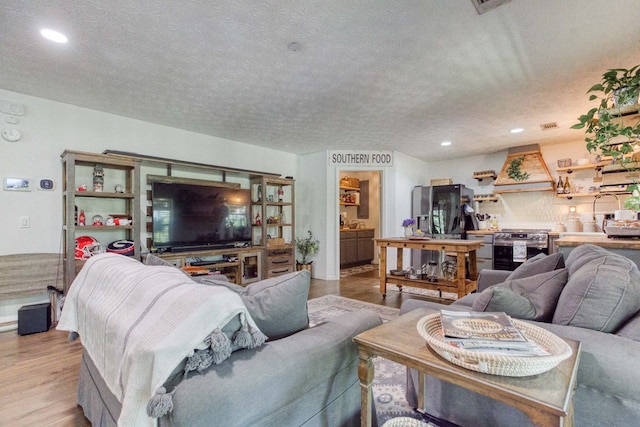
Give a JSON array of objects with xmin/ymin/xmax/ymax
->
[
  {"xmin": 340, "ymin": 229, "xmax": 374, "ymax": 268},
  {"xmin": 466, "ymin": 233, "xmax": 493, "ymax": 272}
]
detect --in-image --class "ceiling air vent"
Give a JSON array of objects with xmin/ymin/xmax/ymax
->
[
  {"xmin": 471, "ymin": 0, "xmax": 512, "ymax": 14},
  {"xmin": 540, "ymin": 122, "xmax": 559, "ymax": 131}
]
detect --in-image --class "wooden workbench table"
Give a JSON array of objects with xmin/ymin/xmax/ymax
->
[{"xmin": 375, "ymin": 237, "xmax": 483, "ymax": 299}]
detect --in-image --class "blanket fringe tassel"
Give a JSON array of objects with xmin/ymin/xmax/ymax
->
[
  {"xmin": 184, "ymin": 319, "xmax": 267, "ymax": 378},
  {"xmin": 147, "ymin": 386, "xmax": 176, "ymax": 418}
]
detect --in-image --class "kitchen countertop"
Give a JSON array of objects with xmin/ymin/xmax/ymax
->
[
  {"xmin": 556, "ymin": 234, "xmax": 640, "ymax": 249},
  {"xmin": 466, "ymin": 229, "xmax": 496, "ymax": 235},
  {"xmin": 340, "ymin": 227, "xmax": 375, "ymax": 232}
]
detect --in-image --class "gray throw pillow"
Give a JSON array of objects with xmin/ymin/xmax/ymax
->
[
  {"xmin": 199, "ymin": 270, "xmax": 311, "ymax": 340},
  {"xmin": 508, "ymin": 252, "xmax": 565, "ymax": 280},
  {"xmin": 565, "ymin": 244, "xmax": 612, "ymax": 276},
  {"xmin": 553, "ymin": 252, "xmax": 640, "ymax": 332},
  {"xmin": 472, "ymin": 268, "xmax": 568, "ymax": 321},
  {"xmin": 472, "ymin": 287, "xmax": 537, "ymax": 319}
]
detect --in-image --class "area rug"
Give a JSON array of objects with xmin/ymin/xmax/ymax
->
[
  {"xmin": 307, "ymin": 295, "xmax": 427, "ymax": 425},
  {"xmin": 340, "ymin": 263, "xmax": 379, "ymax": 278}
]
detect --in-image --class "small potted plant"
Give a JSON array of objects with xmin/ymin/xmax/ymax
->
[
  {"xmin": 402, "ymin": 218, "xmax": 416, "ymax": 238},
  {"xmin": 295, "ymin": 230, "xmax": 319, "ymax": 273}
]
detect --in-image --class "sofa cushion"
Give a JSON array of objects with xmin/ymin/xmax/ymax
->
[
  {"xmin": 553, "ymin": 249, "xmax": 640, "ymax": 332},
  {"xmin": 507, "ymin": 252, "xmax": 565, "ymax": 280},
  {"xmin": 472, "ymin": 268, "xmax": 568, "ymax": 321},
  {"xmin": 198, "ymin": 270, "xmax": 311, "ymax": 340},
  {"xmin": 615, "ymin": 309, "xmax": 640, "ymax": 341},
  {"xmin": 564, "ymin": 244, "xmax": 610, "ymax": 276}
]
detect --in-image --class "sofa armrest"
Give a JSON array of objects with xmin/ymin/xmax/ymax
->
[
  {"xmin": 164, "ymin": 310, "xmax": 382, "ymax": 427},
  {"xmin": 477, "ymin": 269, "xmax": 510, "ymax": 291}
]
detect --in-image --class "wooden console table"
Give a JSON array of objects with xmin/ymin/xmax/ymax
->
[{"xmin": 375, "ymin": 237, "xmax": 483, "ymax": 299}]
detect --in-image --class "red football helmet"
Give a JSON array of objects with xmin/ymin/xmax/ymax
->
[{"xmin": 75, "ymin": 236, "xmax": 102, "ymax": 260}]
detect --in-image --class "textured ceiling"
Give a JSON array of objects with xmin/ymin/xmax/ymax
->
[{"xmin": 1, "ymin": 0, "xmax": 639, "ymax": 161}]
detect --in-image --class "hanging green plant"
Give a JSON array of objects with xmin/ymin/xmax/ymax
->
[{"xmin": 506, "ymin": 156, "xmax": 530, "ymax": 181}]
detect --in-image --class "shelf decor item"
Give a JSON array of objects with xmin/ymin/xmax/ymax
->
[
  {"xmin": 295, "ymin": 230, "xmax": 319, "ymax": 273},
  {"xmin": 93, "ymin": 164, "xmax": 104, "ymax": 192}
]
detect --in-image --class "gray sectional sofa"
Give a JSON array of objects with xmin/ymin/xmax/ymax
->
[
  {"xmin": 401, "ymin": 244, "xmax": 640, "ymax": 427},
  {"xmin": 69, "ymin": 254, "xmax": 382, "ymax": 427}
]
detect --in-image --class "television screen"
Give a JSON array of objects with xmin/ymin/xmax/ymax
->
[{"xmin": 152, "ymin": 181, "xmax": 251, "ymax": 251}]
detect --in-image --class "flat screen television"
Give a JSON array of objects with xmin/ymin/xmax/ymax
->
[{"xmin": 151, "ymin": 181, "xmax": 252, "ymax": 251}]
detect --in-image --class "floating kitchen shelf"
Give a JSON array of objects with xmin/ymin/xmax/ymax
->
[
  {"xmin": 473, "ymin": 171, "xmax": 497, "ymax": 181},
  {"xmin": 556, "ymin": 162, "xmax": 609, "ymax": 174},
  {"xmin": 473, "ymin": 195, "xmax": 499, "ymax": 202},
  {"xmin": 556, "ymin": 192, "xmax": 600, "ymax": 199}
]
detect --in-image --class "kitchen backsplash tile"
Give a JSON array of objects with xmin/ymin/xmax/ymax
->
[{"xmin": 475, "ymin": 191, "xmax": 621, "ymax": 230}]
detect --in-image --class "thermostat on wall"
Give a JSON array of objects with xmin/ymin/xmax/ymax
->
[{"xmin": 38, "ymin": 179, "xmax": 55, "ymax": 190}]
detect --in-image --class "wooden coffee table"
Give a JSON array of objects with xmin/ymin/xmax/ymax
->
[{"xmin": 353, "ymin": 308, "xmax": 581, "ymax": 427}]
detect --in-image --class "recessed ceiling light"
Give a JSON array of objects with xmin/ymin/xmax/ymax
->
[
  {"xmin": 441, "ymin": 141, "xmax": 452, "ymax": 146},
  {"xmin": 510, "ymin": 128, "xmax": 524, "ymax": 134},
  {"xmin": 40, "ymin": 29, "xmax": 68, "ymax": 44}
]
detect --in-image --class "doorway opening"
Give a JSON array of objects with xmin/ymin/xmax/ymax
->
[{"xmin": 338, "ymin": 170, "xmax": 382, "ymax": 274}]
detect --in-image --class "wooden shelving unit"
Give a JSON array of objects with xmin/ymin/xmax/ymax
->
[
  {"xmin": 156, "ymin": 247, "xmax": 262, "ymax": 285},
  {"xmin": 251, "ymin": 176, "xmax": 295, "ymax": 277},
  {"xmin": 61, "ymin": 150, "xmax": 141, "ymax": 292}
]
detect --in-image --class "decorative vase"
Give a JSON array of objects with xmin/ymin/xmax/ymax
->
[
  {"xmin": 404, "ymin": 227, "xmax": 413, "ymax": 238},
  {"xmin": 296, "ymin": 262, "xmax": 313, "ymax": 275}
]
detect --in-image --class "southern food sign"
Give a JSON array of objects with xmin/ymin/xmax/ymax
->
[{"xmin": 328, "ymin": 150, "xmax": 394, "ymax": 167}]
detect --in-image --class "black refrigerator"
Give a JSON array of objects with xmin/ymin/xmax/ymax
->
[{"xmin": 411, "ymin": 184, "xmax": 476, "ymax": 269}]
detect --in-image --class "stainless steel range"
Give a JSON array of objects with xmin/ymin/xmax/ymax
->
[{"xmin": 493, "ymin": 229, "xmax": 550, "ymax": 271}]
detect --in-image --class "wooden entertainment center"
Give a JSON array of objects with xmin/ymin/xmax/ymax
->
[{"xmin": 61, "ymin": 150, "xmax": 295, "ymax": 291}]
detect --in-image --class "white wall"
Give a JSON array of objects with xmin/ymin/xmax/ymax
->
[{"xmin": 0, "ymin": 89, "xmax": 298, "ymax": 325}]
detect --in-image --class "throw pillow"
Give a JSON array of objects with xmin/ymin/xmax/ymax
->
[
  {"xmin": 553, "ymin": 252, "xmax": 640, "ymax": 332},
  {"xmin": 472, "ymin": 287, "xmax": 537, "ymax": 319},
  {"xmin": 472, "ymin": 268, "xmax": 568, "ymax": 321},
  {"xmin": 198, "ymin": 270, "xmax": 311, "ymax": 340},
  {"xmin": 565, "ymin": 244, "xmax": 612, "ymax": 276},
  {"xmin": 507, "ymin": 252, "xmax": 565, "ymax": 280}
]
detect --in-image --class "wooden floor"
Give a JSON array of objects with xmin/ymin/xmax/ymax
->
[{"xmin": 0, "ymin": 269, "xmax": 442, "ymax": 426}]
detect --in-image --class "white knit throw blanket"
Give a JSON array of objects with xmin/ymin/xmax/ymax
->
[{"xmin": 57, "ymin": 253, "xmax": 265, "ymax": 427}]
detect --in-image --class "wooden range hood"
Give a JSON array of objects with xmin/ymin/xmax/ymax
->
[{"xmin": 494, "ymin": 145, "xmax": 554, "ymax": 194}]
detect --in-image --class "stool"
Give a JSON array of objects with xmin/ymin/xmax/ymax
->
[{"xmin": 18, "ymin": 302, "xmax": 51, "ymax": 335}]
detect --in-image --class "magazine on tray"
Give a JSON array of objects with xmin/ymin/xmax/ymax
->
[{"xmin": 440, "ymin": 310, "xmax": 550, "ymax": 356}]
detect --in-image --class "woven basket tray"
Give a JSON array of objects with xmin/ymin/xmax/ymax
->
[{"xmin": 417, "ymin": 313, "xmax": 572, "ymax": 377}]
